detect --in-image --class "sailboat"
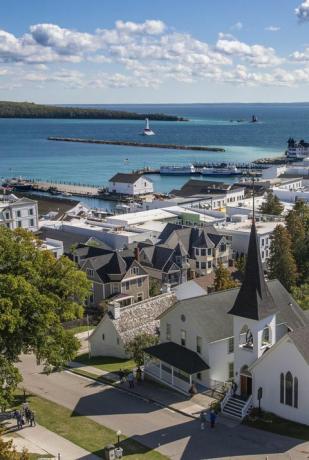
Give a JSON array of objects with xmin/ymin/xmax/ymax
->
[{"xmin": 142, "ymin": 118, "xmax": 155, "ymax": 136}]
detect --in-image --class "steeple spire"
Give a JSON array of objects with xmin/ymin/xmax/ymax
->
[{"xmin": 228, "ymin": 180, "xmax": 277, "ymax": 320}]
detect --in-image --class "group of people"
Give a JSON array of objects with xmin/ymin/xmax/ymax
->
[
  {"xmin": 200, "ymin": 409, "xmax": 217, "ymax": 430},
  {"xmin": 14, "ymin": 403, "xmax": 36, "ymax": 430},
  {"xmin": 118, "ymin": 367, "xmax": 144, "ymax": 388}
]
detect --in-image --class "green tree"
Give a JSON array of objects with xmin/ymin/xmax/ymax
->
[
  {"xmin": 125, "ymin": 333, "xmax": 158, "ymax": 366},
  {"xmin": 268, "ymin": 225, "xmax": 297, "ymax": 291},
  {"xmin": 291, "ymin": 284, "xmax": 309, "ymax": 310},
  {"xmin": 235, "ymin": 254, "xmax": 246, "ymax": 282},
  {"xmin": 149, "ymin": 278, "xmax": 161, "ymax": 297},
  {"xmin": 285, "ymin": 201, "xmax": 309, "ymax": 283},
  {"xmin": 0, "ymin": 427, "xmax": 29, "ymax": 459},
  {"xmin": 213, "ymin": 262, "xmax": 238, "ymax": 292},
  {"xmin": 259, "ymin": 191, "xmax": 284, "ymax": 215},
  {"xmin": 0, "ymin": 227, "xmax": 91, "ymax": 406}
]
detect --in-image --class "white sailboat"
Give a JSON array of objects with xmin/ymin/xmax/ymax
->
[{"xmin": 142, "ymin": 118, "xmax": 155, "ymax": 136}]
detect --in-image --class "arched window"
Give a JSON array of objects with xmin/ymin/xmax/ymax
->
[
  {"xmin": 285, "ymin": 372, "xmax": 293, "ymax": 406},
  {"xmin": 262, "ymin": 326, "xmax": 271, "ymax": 346},
  {"xmin": 280, "ymin": 373, "xmax": 284, "ymax": 404},
  {"xmin": 294, "ymin": 377, "xmax": 298, "ymax": 409},
  {"xmin": 239, "ymin": 325, "xmax": 253, "ymax": 349}
]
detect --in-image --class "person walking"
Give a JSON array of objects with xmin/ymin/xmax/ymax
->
[
  {"xmin": 136, "ymin": 366, "xmax": 142, "ymax": 384},
  {"xmin": 127, "ymin": 372, "xmax": 134, "ymax": 388},
  {"xmin": 25, "ymin": 407, "xmax": 31, "ymax": 425},
  {"xmin": 30, "ymin": 411, "xmax": 36, "ymax": 427},
  {"xmin": 200, "ymin": 411, "xmax": 207, "ymax": 430},
  {"xmin": 210, "ymin": 410, "xmax": 217, "ymax": 429}
]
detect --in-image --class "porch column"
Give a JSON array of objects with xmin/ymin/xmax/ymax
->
[
  {"xmin": 159, "ymin": 361, "xmax": 162, "ymax": 379},
  {"xmin": 189, "ymin": 374, "xmax": 192, "ymax": 385},
  {"xmin": 171, "ymin": 366, "xmax": 174, "ymax": 385}
]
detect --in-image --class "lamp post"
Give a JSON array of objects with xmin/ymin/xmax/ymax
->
[{"xmin": 116, "ymin": 430, "xmax": 122, "ymax": 448}]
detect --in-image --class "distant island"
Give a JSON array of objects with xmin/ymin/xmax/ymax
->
[{"xmin": 0, "ymin": 101, "xmax": 187, "ymax": 121}]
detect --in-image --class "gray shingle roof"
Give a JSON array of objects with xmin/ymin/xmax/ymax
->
[
  {"xmin": 40, "ymin": 227, "xmax": 89, "ymax": 253},
  {"xmin": 288, "ymin": 326, "xmax": 309, "ymax": 365},
  {"xmin": 161, "ymin": 280, "xmax": 308, "ymax": 343},
  {"xmin": 109, "ymin": 173, "xmax": 144, "ymax": 184}
]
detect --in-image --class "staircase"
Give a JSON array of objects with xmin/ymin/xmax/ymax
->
[{"xmin": 221, "ymin": 392, "xmax": 253, "ymax": 421}]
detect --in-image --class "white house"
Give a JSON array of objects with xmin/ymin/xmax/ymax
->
[
  {"xmin": 108, "ymin": 173, "xmax": 154, "ymax": 196},
  {"xmin": 89, "ymin": 292, "xmax": 176, "ymax": 358},
  {"xmin": 0, "ymin": 196, "xmax": 38, "ymax": 231},
  {"xmin": 144, "ymin": 218, "xmax": 309, "ymax": 425}
]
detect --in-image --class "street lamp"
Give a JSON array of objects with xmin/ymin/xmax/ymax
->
[{"xmin": 116, "ymin": 430, "xmax": 122, "ymax": 448}]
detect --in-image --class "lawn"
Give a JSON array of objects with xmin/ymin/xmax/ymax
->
[
  {"xmin": 74, "ymin": 353, "xmax": 135, "ymax": 374},
  {"xmin": 67, "ymin": 325, "xmax": 93, "ymax": 335},
  {"xmin": 13, "ymin": 392, "xmax": 167, "ymax": 460},
  {"xmin": 246, "ymin": 411, "xmax": 309, "ymax": 441}
]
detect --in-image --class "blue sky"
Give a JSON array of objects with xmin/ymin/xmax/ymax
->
[{"xmin": 1, "ymin": 0, "xmax": 309, "ymax": 103}]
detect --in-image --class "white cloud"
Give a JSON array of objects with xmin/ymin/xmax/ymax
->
[
  {"xmin": 295, "ymin": 0, "xmax": 309, "ymax": 21},
  {"xmin": 115, "ymin": 20, "xmax": 166, "ymax": 35},
  {"xmin": 265, "ymin": 26, "xmax": 280, "ymax": 32},
  {"xmin": 230, "ymin": 22, "xmax": 243, "ymax": 31},
  {"xmin": 291, "ymin": 47, "xmax": 309, "ymax": 62}
]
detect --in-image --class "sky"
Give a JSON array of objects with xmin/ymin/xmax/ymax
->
[{"xmin": 2, "ymin": 0, "xmax": 309, "ymax": 103}]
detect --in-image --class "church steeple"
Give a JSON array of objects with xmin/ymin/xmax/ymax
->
[{"xmin": 228, "ymin": 177, "xmax": 277, "ymax": 320}]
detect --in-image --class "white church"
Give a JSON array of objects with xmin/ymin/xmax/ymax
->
[{"xmin": 144, "ymin": 217, "xmax": 309, "ymax": 425}]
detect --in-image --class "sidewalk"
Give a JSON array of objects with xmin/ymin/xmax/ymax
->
[
  {"xmin": 5, "ymin": 419, "xmax": 101, "ymax": 460},
  {"xmin": 69, "ymin": 360, "xmax": 217, "ymax": 419}
]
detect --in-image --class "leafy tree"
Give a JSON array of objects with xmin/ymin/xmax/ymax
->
[
  {"xmin": 235, "ymin": 254, "xmax": 246, "ymax": 282},
  {"xmin": 268, "ymin": 225, "xmax": 297, "ymax": 291},
  {"xmin": 259, "ymin": 191, "xmax": 284, "ymax": 215},
  {"xmin": 149, "ymin": 278, "xmax": 161, "ymax": 297},
  {"xmin": 291, "ymin": 284, "xmax": 309, "ymax": 310},
  {"xmin": 0, "ymin": 427, "xmax": 29, "ymax": 459},
  {"xmin": 0, "ymin": 227, "xmax": 91, "ymax": 406},
  {"xmin": 285, "ymin": 201, "xmax": 309, "ymax": 283},
  {"xmin": 213, "ymin": 262, "xmax": 238, "ymax": 292},
  {"xmin": 125, "ymin": 333, "xmax": 159, "ymax": 366}
]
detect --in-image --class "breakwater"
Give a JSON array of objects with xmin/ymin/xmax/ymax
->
[{"xmin": 47, "ymin": 136, "xmax": 225, "ymax": 152}]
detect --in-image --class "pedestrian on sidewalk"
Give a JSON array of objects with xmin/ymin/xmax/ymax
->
[
  {"xmin": 128, "ymin": 372, "xmax": 134, "ymax": 388},
  {"xmin": 210, "ymin": 410, "xmax": 217, "ymax": 429},
  {"xmin": 136, "ymin": 366, "xmax": 142, "ymax": 384},
  {"xmin": 24, "ymin": 407, "xmax": 31, "ymax": 425},
  {"xmin": 30, "ymin": 410, "xmax": 36, "ymax": 427},
  {"xmin": 200, "ymin": 411, "xmax": 207, "ymax": 430}
]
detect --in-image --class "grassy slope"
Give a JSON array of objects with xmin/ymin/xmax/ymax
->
[{"xmin": 74, "ymin": 353, "xmax": 135, "ymax": 373}]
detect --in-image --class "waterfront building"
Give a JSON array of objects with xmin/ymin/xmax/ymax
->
[
  {"xmin": 108, "ymin": 173, "xmax": 154, "ymax": 196},
  {"xmin": 0, "ymin": 195, "xmax": 38, "ymax": 231}
]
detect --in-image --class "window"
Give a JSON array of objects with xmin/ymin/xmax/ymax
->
[
  {"xmin": 196, "ymin": 336, "xmax": 202, "ymax": 354},
  {"xmin": 29, "ymin": 208, "xmax": 34, "ymax": 216},
  {"xmin": 181, "ymin": 314, "xmax": 186, "ymax": 322},
  {"xmin": 102, "ymin": 333, "xmax": 105, "ymax": 341},
  {"xmin": 6, "ymin": 223, "xmax": 10, "ymax": 228},
  {"xmin": 261, "ymin": 238, "xmax": 265, "ymax": 246},
  {"xmin": 220, "ymin": 244, "xmax": 226, "ymax": 252},
  {"xmin": 262, "ymin": 326, "xmax": 271, "ymax": 346},
  {"xmin": 197, "ymin": 372, "xmax": 202, "ymax": 380},
  {"xmin": 239, "ymin": 324, "xmax": 253, "ymax": 349},
  {"xmin": 17, "ymin": 221, "xmax": 22, "ymax": 228},
  {"xmin": 195, "ymin": 248, "xmax": 200, "ymax": 256},
  {"xmin": 87, "ymin": 268, "xmax": 94, "ymax": 278},
  {"xmin": 228, "ymin": 337, "xmax": 234, "ymax": 354},
  {"xmin": 196, "ymin": 261, "xmax": 200, "ymax": 269},
  {"xmin": 180, "ymin": 329, "xmax": 186, "ymax": 346},
  {"xmin": 294, "ymin": 377, "xmax": 298, "ymax": 408},
  {"xmin": 117, "ymin": 337, "xmax": 120, "ymax": 345},
  {"xmin": 166, "ymin": 323, "xmax": 171, "ymax": 340},
  {"xmin": 137, "ymin": 278, "xmax": 142, "ymax": 287},
  {"xmin": 16, "ymin": 210, "xmax": 21, "ymax": 218},
  {"xmin": 285, "ymin": 372, "xmax": 293, "ymax": 406},
  {"xmin": 201, "ymin": 262, "xmax": 206, "ymax": 269},
  {"xmin": 261, "ymin": 251, "xmax": 265, "ymax": 259},
  {"xmin": 228, "ymin": 362, "xmax": 234, "ymax": 380},
  {"xmin": 280, "ymin": 373, "xmax": 284, "ymax": 404},
  {"xmin": 132, "ymin": 266, "xmax": 139, "ymax": 275},
  {"xmin": 5, "ymin": 212, "xmax": 10, "ymax": 219},
  {"xmin": 201, "ymin": 249, "xmax": 206, "ymax": 256},
  {"xmin": 30, "ymin": 219, "xmax": 34, "ymax": 227},
  {"xmin": 207, "ymin": 261, "xmax": 212, "ymax": 269},
  {"xmin": 124, "ymin": 281, "xmax": 130, "ymax": 290},
  {"xmin": 137, "ymin": 292, "xmax": 143, "ymax": 302},
  {"xmin": 207, "ymin": 248, "xmax": 212, "ymax": 256}
]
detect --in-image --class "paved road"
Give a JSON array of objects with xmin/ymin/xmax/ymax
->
[{"xmin": 17, "ymin": 355, "xmax": 309, "ymax": 460}]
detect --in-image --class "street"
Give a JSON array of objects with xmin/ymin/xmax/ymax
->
[{"xmin": 17, "ymin": 355, "xmax": 309, "ymax": 460}]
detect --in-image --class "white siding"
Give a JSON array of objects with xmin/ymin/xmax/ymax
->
[{"xmin": 89, "ymin": 316, "xmax": 128, "ymax": 359}]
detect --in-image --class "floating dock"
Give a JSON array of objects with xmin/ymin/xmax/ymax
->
[{"xmin": 47, "ymin": 136, "xmax": 225, "ymax": 152}]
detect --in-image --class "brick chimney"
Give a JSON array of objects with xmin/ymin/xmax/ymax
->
[{"xmin": 134, "ymin": 246, "xmax": 140, "ymax": 262}]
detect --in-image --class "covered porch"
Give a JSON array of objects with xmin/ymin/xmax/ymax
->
[{"xmin": 144, "ymin": 341, "xmax": 210, "ymax": 395}]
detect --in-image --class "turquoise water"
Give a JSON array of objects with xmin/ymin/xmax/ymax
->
[{"xmin": 1, "ymin": 103, "xmax": 309, "ymax": 207}]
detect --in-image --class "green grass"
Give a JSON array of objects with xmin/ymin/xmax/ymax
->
[
  {"xmin": 246, "ymin": 410, "xmax": 309, "ymax": 441},
  {"xmin": 74, "ymin": 353, "xmax": 135, "ymax": 374},
  {"xmin": 13, "ymin": 392, "xmax": 167, "ymax": 459},
  {"xmin": 67, "ymin": 325, "xmax": 93, "ymax": 335},
  {"xmin": 28, "ymin": 454, "xmax": 53, "ymax": 459}
]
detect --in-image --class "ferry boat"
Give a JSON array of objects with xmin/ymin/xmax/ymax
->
[
  {"xmin": 286, "ymin": 138, "xmax": 309, "ymax": 160},
  {"xmin": 201, "ymin": 165, "xmax": 240, "ymax": 176},
  {"xmin": 160, "ymin": 164, "xmax": 197, "ymax": 175},
  {"xmin": 251, "ymin": 115, "xmax": 258, "ymax": 123},
  {"xmin": 142, "ymin": 118, "xmax": 155, "ymax": 136}
]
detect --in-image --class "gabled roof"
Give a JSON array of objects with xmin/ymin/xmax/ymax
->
[
  {"xmin": 228, "ymin": 222, "xmax": 278, "ymax": 321},
  {"xmin": 192, "ymin": 230, "xmax": 215, "ymax": 249},
  {"xmin": 74, "ymin": 243, "xmax": 113, "ymax": 259},
  {"xmin": 40, "ymin": 227, "xmax": 89, "ymax": 253},
  {"xmin": 109, "ymin": 173, "xmax": 144, "ymax": 184},
  {"xmin": 160, "ymin": 280, "xmax": 308, "ymax": 343},
  {"xmin": 288, "ymin": 326, "xmax": 309, "ymax": 365},
  {"xmin": 86, "ymin": 252, "xmax": 135, "ymax": 282}
]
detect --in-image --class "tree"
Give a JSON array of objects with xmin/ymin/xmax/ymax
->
[
  {"xmin": 213, "ymin": 262, "xmax": 238, "ymax": 292},
  {"xmin": 268, "ymin": 225, "xmax": 297, "ymax": 291},
  {"xmin": 260, "ymin": 191, "xmax": 284, "ymax": 215},
  {"xmin": 291, "ymin": 284, "xmax": 309, "ymax": 310},
  {"xmin": 149, "ymin": 278, "xmax": 161, "ymax": 297},
  {"xmin": 285, "ymin": 201, "xmax": 309, "ymax": 283},
  {"xmin": 125, "ymin": 333, "xmax": 159, "ymax": 366},
  {"xmin": 0, "ymin": 427, "xmax": 29, "ymax": 459},
  {"xmin": 235, "ymin": 254, "xmax": 246, "ymax": 282},
  {"xmin": 0, "ymin": 227, "xmax": 91, "ymax": 406}
]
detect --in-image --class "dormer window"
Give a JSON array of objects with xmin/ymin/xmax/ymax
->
[
  {"xmin": 87, "ymin": 268, "xmax": 94, "ymax": 278},
  {"xmin": 239, "ymin": 325, "xmax": 253, "ymax": 350},
  {"xmin": 261, "ymin": 325, "xmax": 271, "ymax": 347}
]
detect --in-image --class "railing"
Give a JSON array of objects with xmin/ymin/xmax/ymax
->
[
  {"xmin": 220, "ymin": 386, "xmax": 232, "ymax": 412},
  {"xmin": 241, "ymin": 395, "xmax": 253, "ymax": 418}
]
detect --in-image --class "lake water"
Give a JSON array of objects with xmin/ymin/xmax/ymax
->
[{"xmin": 1, "ymin": 103, "xmax": 309, "ymax": 208}]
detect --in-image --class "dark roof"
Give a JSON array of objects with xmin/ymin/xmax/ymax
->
[
  {"xmin": 141, "ymin": 244, "xmax": 175, "ymax": 271},
  {"xmin": 161, "ymin": 280, "xmax": 309, "ymax": 343},
  {"xmin": 145, "ymin": 341, "xmax": 209, "ymax": 374},
  {"xmin": 288, "ymin": 326, "xmax": 309, "ymax": 365},
  {"xmin": 172, "ymin": 179, "xmax": 243, "ymax": 198},
  {"xmin": 228, "ymin": 222, "xmax": 278, "ymax": 320},
  {"xmin": 86, "ymin": 252, "xmax": 135, "ymax": 282},
  {"xmin": 40, "ymin": 227, "xmax": 89, "ymax": 253},
  {"xmin": 159, "ymin": 223, "xmax": 184, "ymax": 242},
  {"xmin": 74, "ymin": 243, "xmax": 113, "ymax": 258},
  {"xmin": 109, "ymin": 173, "xmax": 144, "ymax": 184}
]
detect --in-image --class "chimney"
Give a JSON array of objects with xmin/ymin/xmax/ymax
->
[
  {"xmin": 134, "ymin": 246, "xmax": 140, "ymax": 262},
  {"xmin": 108, "ymin": 301, "xmax": 121, "ymax": 320}
]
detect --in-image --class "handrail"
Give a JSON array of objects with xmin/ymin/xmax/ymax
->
[
  {"xmin": 241, "ymin": 395, "xmax": 253, "ymax": 418},
  {"xmin": 220, "ymin": 386, "xmax": 232, "ymax": 412}
]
